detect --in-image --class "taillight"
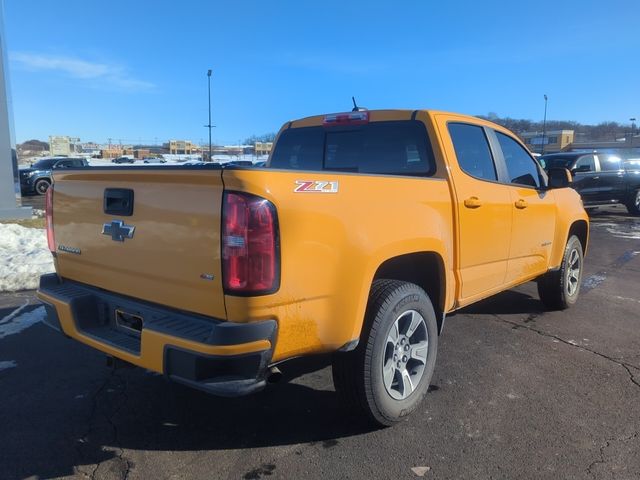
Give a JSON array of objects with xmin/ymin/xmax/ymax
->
[
  {"xmin": 222, "ymin": 191, "xmax": 279, "ymax": 294},
  {"xmin": 323, "ymin": 111, "xmax": 369, "ymax": 126},
  {"xmin": 45, "ymin": 186, "xmax": 55, "ymax": 253}
]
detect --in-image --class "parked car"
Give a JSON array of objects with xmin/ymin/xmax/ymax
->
[
  {"xmin": 540, "ymin": 152, "xmax": 640, "ymax": 214},
  {"xmin": 224, "ymin": 160, "xmax": 254, "ymax": 167},
  {"xmin": 38, "ymin": 109, "xmax": 588, "ymax": 426},
  {"xmin": 112, "ymin": 156, "xmax": 135, "ymax": 164},
  {"xmin": 19, "ymin": 157, "xmax": 89, "ymax": 195}
]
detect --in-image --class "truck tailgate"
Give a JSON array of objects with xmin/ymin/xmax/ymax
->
[{"xmin": 51, "ymin": 168, "xmax": 227, "ymax": 319}]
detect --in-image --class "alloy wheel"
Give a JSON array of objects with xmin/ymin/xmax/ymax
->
[
  {"xmin": 382, "ymin": 309, "xmax": 429, "ymax": 400},
  {"xmin": 566, "ymin": 248, "xmax": 581, "ymax": 296}
]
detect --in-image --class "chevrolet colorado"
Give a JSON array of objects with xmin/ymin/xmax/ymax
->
[{"xmin": 38, "ymin": 109, "xmax": 588, "ymax": 425}]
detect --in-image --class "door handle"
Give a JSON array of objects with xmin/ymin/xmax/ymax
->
[
  {"xmin": 593, "ymin": 176, "xmax": 599, "ymax": 180},
  {"xmin": 515, "ymin": 199, "xmax": 528, "ymax": 209},
  {"xmin": 104, "ymin": 188, "xmax": 134, "ymax": 216},
  {"xmin": 464, "ymin": 197, "xmax": 482, "ymax": 208}
]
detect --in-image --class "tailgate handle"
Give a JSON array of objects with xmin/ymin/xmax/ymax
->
[{"xmin": 104, "ymin": 188, "xmax": 134, "ymax": 216}]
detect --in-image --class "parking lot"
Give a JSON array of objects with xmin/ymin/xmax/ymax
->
[{"xmin": 1, "ymin": 205, "xmax": 638, "ymax": 480}]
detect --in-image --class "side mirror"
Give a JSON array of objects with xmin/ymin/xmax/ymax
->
[{"xmin": 547, "ymin": 167, "xmax": 572, "ymax": 189}]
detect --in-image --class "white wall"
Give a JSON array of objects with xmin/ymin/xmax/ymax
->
[{"xmin": 0, "ymin": 1, "xmax": 29, "ymax": 218}]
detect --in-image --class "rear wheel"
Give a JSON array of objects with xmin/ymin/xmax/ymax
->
[
  {"xmin": 537, "ymin": 235, "xmax": 584, "ymax": 310},
  {"xmin": 34, "ymin": 179, "xmax": 51, "ymax": 195},
  {"xmin": 626, "ymin": 190, "xmax": 640, "ymax": 215},
  {"xmin": 332, "ymin": 280, "xmax": 438, "ymax": 426}
]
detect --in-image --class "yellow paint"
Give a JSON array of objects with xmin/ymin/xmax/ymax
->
[
  {"xmin": 37, "ymin": 291, "xmax": 271, "ymax": 373},
  {"xmin": 51, "ymin": 169, "xmax": 227, "ymax": 320},
  {"xmin": 42, "ymin": 109, "xmax": 588, "ymax": 370}
]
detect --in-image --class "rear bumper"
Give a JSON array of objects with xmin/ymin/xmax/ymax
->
[{"xmin": 37, "ymin": 273, "xmax": 277, "ymax": 397}]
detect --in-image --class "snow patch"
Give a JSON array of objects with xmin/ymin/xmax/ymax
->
[
  {"xmin": 582, "ymin": 273, "xmax": 607, "ymax": 290},
  {"xmin": 0, "ymin": 223, "xmax": 54, "ymax": 292},
  {"xmin": 592, "ymin": 222, "xmax": 640, "ymax": 240},
  {"xmin": 0, "ymin": 306, "xmax": 45, "ymax": 339},
  {"xmin": 411, "ymin": 466, "xmax": 431, "ymax": 476},
  {"xmin": 0, "ymin": 360, "xmax": 17, "ymax": 372}
]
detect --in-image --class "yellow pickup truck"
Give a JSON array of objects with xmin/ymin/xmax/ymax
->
[{"xmin": 38, "ymin": 109, "xmax": 588, "ymax": 426}]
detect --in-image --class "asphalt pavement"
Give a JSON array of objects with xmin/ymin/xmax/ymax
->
[
  {"xmin": 0, "ymin": 206, "xmax": 638, "ymax": 480},
  {"xmin": 20, "ymin": 193, "xmax": 45, "ymax": 211}
]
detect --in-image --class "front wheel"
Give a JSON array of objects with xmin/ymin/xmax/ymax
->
[
  {"xmin": 626, "ymin": 190, "xmax": 640, "ymax": 215},
  {"xmin": 34, "ymin": 179, "xmax": 51, "ymax": 195},
  {"xmin": 332, "ymin": 280, "xmax": 438, "ymax": 426},
  {"xmin": 537, "ymin": 235, "xmax": 584, "ymax": 310}
]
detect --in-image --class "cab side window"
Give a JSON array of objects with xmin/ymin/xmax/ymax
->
[
  {"xmin": 448, "ymin": 123, "xmax": 497, "ymax": 181},
  {"xmin": 574, "ymin": 155, "xmax": 596, "ymax": 172},
  {"xmin": 496, "ymin": 132, "xmax": 542, "ymax": 188},
  {"xmin": 598, "ymin": 154, "xmax": 622, "ymax": 172}
]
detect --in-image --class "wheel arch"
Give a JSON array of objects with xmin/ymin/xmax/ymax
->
[
  {"xmin": 568, "ymin": 219, "xmax": 589, "ymax": 255},
  {"xmin": 371, "ymin": 252, "xmax": 447, "ymax": 334},
  {"xmin": 34, "ymin": 175, "xmax": 52, "ymax": 184}
]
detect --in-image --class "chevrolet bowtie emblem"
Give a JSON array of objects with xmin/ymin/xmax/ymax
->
[{"xmin": 102, "ymin": 220, "xmax": 135, "ymax": 242}]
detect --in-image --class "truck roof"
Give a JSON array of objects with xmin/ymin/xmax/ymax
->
[{"xmin": 286, "ymin": 109, "xmax": 505, "ymax": 131}]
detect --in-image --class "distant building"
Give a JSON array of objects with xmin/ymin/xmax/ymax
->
[
  {"xmin": 133, "ymin": 149, "xmax": 151, "ymax": 159},
  {"xmin": 169, "ymin": 140, "xmax": 198, "ymax": 154},
  {"xmin": 81, "ymin": 142, "xmax": 102, "ymax": 157},
  {"xmin": 100, "ymin": 144, "xmax": 133, "ymax": 159},
  {"xmin": 563, "ymin": 136, "xmax": 640, "ymax": 154},
  {"xmin": 213, "ymin": 145, "xmax": 245, "ymax": 156},
  {"xmin": 49, "ymin": 135, "xmax": 81, "ymax": 156},
  {"xmin": 521, "ymin": 130, "xmax": 574, "ymax": 153},
  {"xmin": 254, "ymin": 142, "xmax": 273, "ymax": 156}
]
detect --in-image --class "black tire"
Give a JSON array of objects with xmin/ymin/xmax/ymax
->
[
  {"xmin": 625, "ymin": 190, "xmax": 640, "ymax": 215},
  {"xmin": 332, "ymin": 279, "xmax": 438, "ymax": 426},
  {"xmin": 537, "ymin": 235, "xmax": 584, "ymax": 310},
  {"xmin": 34, "ymin": 179, "xmax": 51, "ymax": 195}
]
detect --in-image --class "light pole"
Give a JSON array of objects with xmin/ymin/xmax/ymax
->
[
  {"xmin": 541, "ymin": 94, "xmax": 548, "ymax": 155},
  {"xmin": 630, "ymin": 117, "xmax": 637, "ymax": 146},
  {"xmin": 205, "ymin": 69, "xmax": 214, "ymax": 161}
]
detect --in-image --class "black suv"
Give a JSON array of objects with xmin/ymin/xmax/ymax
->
[
  {"xmin": 540, "ymin": 152, "xmax": 640, "ymax": 215},
  {"xmin": 19, "ymin": 157, "xmax": 89, "ymax": 195}
]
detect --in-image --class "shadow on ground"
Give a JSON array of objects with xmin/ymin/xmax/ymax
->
[
  {"xmin": 0, "ymin": 333, "xmax": 378, "ymax": 479},
  {"xmin": 458, "ymin": 289, "xmax": 544, "ymax": 316}
]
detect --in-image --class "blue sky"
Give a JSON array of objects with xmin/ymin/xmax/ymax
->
[{"xmin": 5, "ymin": 0, "xmax": 640, "ymax": 145}]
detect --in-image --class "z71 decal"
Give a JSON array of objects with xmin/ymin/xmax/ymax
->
[{"xmin": 294, "ymin": 180, "xmax": 339, "ymax": 193}]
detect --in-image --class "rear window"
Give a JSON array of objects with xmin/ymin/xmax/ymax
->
[{"xmin": 270, "ymin": 121, "xmax": 435, "ymax": 176}]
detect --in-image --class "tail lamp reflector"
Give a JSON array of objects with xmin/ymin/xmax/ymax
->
[{"xmin": 222, "ymin": 191, "xmax": 279, "ymax": 294}]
